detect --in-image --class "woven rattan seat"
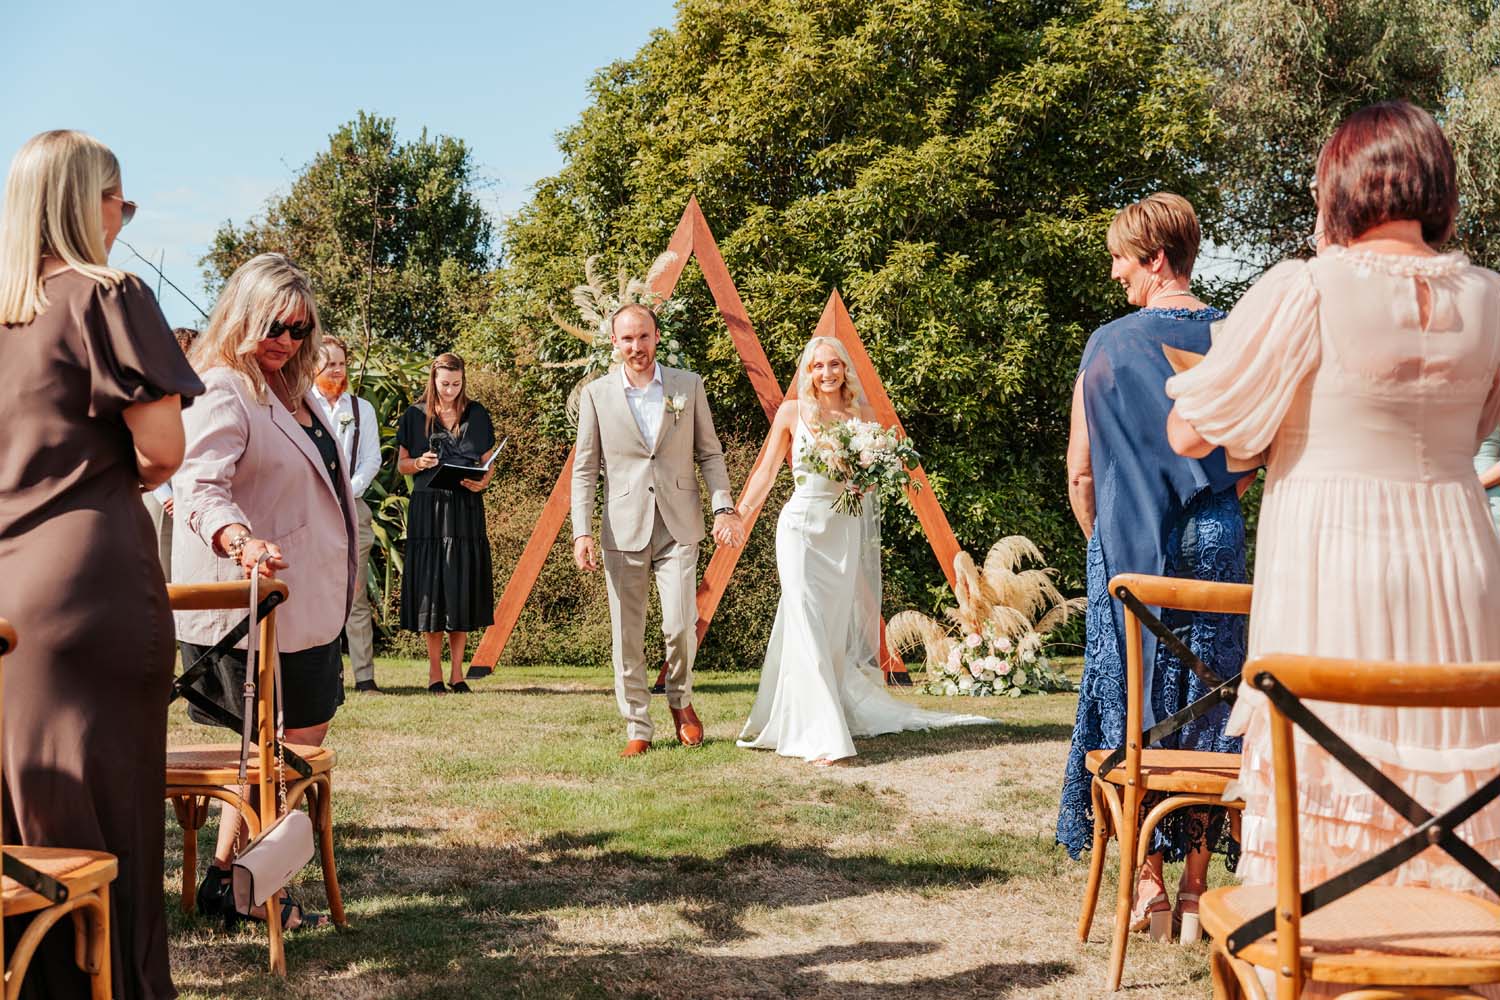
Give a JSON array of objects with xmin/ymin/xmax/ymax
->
[
  {"xmin": 1, "ymin": 847, "xmax": 117, "ymax": 918},
  {"xmin": 1086, "ymin": 748, "xmax": 1241, "ymax": 794},
  {"xmin": 166, "ymin": 743, "xmax": 335, "ymax": 785},
  {"xmin": 1204, "ymin": 884, "xmax": 1500, "ymax": 986}
]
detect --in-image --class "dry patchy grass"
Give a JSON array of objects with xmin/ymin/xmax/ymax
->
[{"xmin": 161, "ymin": 660, "xmax": 1218, "ymax": 999}]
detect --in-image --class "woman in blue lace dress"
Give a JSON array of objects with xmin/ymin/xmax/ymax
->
[{"xmin": 1056, "ymin": 193, "xmax": 1251, "ymax": 939}]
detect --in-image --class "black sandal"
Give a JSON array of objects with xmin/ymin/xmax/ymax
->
[
  {"xmin": 228, "ymin": 890, "xmax": 329, "ymax": 932},
  {"xmin": 196, "ymin": 864, "xmax": 232, "ymax": 919},
  {"xmin": 428, "ymin": 681, "xmax": 447, "ymax": 695},
  {"xmin": 449, "ymin": 681, "xmax": 472, "ymax": 694}
]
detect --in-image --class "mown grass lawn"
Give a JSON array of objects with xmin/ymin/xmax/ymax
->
[{"xmin": 164, "ymin": 659, "xmax": 1221, "ymax": 999}]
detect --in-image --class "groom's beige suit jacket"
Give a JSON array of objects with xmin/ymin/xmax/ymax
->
[{"xmin": 571, "ymin": 365, "xmax": 733, "ymax": 551}]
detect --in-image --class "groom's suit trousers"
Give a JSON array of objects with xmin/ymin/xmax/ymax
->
[{"xmin": 603, "ymin": 510, "xmax": 698, "ymax": 742}]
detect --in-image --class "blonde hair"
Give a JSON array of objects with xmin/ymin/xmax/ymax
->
[
  {"xmin": 0, "ymin": 130, "xmax": 125, "ymax": 325},
  {"xmin": 1105, "ymin": 192, "xmax": 1201, "ymax": 278},
  {"xmin": 795, "ymin": 336, "xmax": 865, "ymax": 424},
  {"xmin": 190, "ymin": 253, "xmax": 323, "ymax": 403}
]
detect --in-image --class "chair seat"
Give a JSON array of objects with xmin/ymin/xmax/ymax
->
[
  {"xmin": 166, "ymin": 743, "xmax": 336, "ymax": 786},
  {"xmin": 1085, "ymin": 748, "xmax": 1242, "ymax": 794},
  {"xmin": 2, "ymin": 846, "xmax": 118, "ymax": 917},
  {"xmin": 1202, "ymin": 883, "xmax": 1500, "ymax": 985}
]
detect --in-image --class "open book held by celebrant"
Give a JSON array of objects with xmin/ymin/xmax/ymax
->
[{"xmin": 428, "ymin": 437, "xmax": 508, "ymax": 491}]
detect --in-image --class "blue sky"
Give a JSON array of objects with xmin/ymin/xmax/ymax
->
[{"xmin": 3, "ymin": 0, "xmax": 679, "ymax": 327}]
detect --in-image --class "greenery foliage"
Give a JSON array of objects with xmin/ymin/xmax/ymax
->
[
  {"xmin": 1173, "ymin": 0, "xmax": 1500, "ymax": 272},
  {"xmin": 202, "ymin": 111, "xmax": 494, "ymax": 353},
  {"xmin": 489, "ymin": 0, "xmax": 1224, "ymax": 607}
]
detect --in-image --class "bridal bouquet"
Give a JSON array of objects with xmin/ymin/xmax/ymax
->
[{"xmin": 796, "ymin": 418, "xmax": 921, "ymax": 517}]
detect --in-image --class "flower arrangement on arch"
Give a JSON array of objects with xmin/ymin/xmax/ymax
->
[
  {"xmin": 887, "ymin": 536, "xmax": 1084, "ymax": 697},
  {"xmin": 544, "ymin": 251, "xmax": 690, "ymax": 424}
]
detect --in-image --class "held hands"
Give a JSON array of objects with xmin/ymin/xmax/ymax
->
[
  {"xmin": 573, "ymin": 535, "xmax": 600, "ymax": 573},
  {"xmin": 712, "ymin": 511, "xmax": 746, "ymax": 548}
]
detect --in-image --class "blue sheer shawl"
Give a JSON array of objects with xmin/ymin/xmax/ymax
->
[{"xmin": 1077, "ymin": 307, "xmax": 1244, "ymax": 727}]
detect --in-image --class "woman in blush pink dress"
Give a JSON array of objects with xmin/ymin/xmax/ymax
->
[{"xmin": 1166, "ymin": 101, "xmax": 1500, "ymax": 940}]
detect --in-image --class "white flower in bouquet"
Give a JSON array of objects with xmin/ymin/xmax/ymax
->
[
  {"xmin": 980, "ymin": 669, "xmax": 996, "ymax": 683},
  {"xmin": 957, "ymin": 675, "xmax": 974, "ymax": 693},
  {"xmin": 996, "ymin": 635, "xmax": 1013, "ymax": 653},
  {"xmin": 943, "ymin": 680, "xmax": 959, "ymax": 696},
  {"xmin": 995, "ymin": 657, "xmax": 1012, "ymax": 675},
  {"xmin": 968, "ymin": 659, "xmax": 985, "ymax": 679},
  {"xmin": 798, "ymin": 417, "xmax": 921, "ymax": 517},
  {"xmin": 965, "ymin": 632, "xmax": 983, "ymax": 648}
]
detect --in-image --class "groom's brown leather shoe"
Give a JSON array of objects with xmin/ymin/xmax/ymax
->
[
  {"xmin": 670, "ymin": 705, "xmax": 704, "ymax": 747},
  {"xmin": 620, "ymin": 739, "xmax": 651, "ymax": 758}
]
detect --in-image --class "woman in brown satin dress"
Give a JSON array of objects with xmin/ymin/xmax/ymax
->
[{"xmin": 0, "ymin": 131, "xmax": 203, "ymax": 999}]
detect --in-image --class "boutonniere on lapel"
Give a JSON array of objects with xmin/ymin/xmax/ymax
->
[
  {"xmin": 665, "ymin": 394, "xmax": 688, "ymax": 423},
  {"xmin": 338, "ymin": 413, "xmax": 354, "ymax": 433}
]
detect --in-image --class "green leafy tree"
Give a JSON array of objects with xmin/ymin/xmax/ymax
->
[
  {"xmin": 490, "ymin": 0, "xmax": 1222, "ymax": 609},
  {"xmin": 1173, "ymin": 0, "xmax": 1500, "ymax": 272},
  {"xmin": 203, "ymin": 111, "xmax": 495, "ymax": 353}
]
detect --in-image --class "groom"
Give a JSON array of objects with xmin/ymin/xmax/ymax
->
[{"xmin": 572, "ymin": 303, "xmax": 745, "ymax": 757}]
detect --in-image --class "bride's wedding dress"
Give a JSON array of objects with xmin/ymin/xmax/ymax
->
[{"xmin": 737, "ymin": 418, "xmax": 996, "ymax": 761}]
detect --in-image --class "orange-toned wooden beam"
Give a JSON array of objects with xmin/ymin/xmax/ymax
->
[
  {"xmin": 472, "ymin": 197, "xmax": 780, "ymax": 672},
  {"xmin": 820, "ymin": 290, "xmax": 961, "ymax": 591}
]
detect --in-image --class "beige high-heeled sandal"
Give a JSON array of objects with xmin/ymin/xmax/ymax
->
[
  {"xmin": 1130, "ymin": 890, "xmax": 1172, "ymax": 940},
  {"xmin": 1175, "ymin": 891, "xmax": 1202, "ymax": 943}
]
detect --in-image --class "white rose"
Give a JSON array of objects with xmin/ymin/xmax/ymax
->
[
  {"xmin": 968, "ymin": 660, "xmax": 985, "ymax": 679},
  {"xmin": 995, "ymin": 658, "xmax": 1012, "ymax": 675},
  {"xmin": 957, "ymin": 675, "xmax": 974, "ymax": 692},
  {"xmin": 965, "ymin": 633, "xmax": 983, "ymax": 648},
  {"xmin": 996, "ymin": 636, "xmax": 1013, "ymax": 653},
  {"xmin": 943, "ymin": 680, "xmax": 959, "ymax": 696}
]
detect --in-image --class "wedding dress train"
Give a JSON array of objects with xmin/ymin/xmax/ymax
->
[{"xmin": 737, "ymin": 419, "xmax": 995, "ymax": 761}]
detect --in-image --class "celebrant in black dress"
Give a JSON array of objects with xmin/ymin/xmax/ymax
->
[{"xmin": 396, "ymin": 353, "xmax": 496, "ymax": 693}]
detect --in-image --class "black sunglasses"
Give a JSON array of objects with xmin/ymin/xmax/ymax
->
[{"xmin": 263, "ymin": 319, "xmax": 315, "ymax": 342}]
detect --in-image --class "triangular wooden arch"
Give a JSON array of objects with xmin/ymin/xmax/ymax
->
[
  {"xmin": 470, "ymin": 201, "xmax": 964, "ymax": 678},
  {"xmin": 470, "ymin": 197, "xmax": 780, "ymax": 672}
]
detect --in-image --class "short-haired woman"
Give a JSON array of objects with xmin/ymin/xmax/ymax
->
[
  {"xmin": 1057, "ymin": 192, "xmax": 1250, "ymax": 939},
  {"xmin": 1168, "ymin": 101, "xmax": 1500, "ymax": 903},
  {"xmin": 0, "ymin": 130, "xmax": 203, "ymax": 1000},
  {"xmin": 395, "ymin": 353, "xmax": 496, "ymax": 693},
  {"xmin": 174, "ymin": 252, "xmax": 356, "ymax": 928}
]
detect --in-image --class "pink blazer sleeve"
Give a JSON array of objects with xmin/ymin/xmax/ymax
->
[{"xmin": 178, "ymin": 370, "xmax": 253, "ymax": 553}]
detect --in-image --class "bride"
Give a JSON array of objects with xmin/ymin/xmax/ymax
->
[{"xmin": 735, "ymin": 336, "xmax": 996, "ymax": 764}]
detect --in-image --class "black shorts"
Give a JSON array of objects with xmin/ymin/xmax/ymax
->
[{"xmin": 179, "ymin": 639, "xmax": 344, "ymax": 731}]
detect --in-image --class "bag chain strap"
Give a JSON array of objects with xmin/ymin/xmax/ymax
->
[{"xmin": 235, "ymin": 553, "xmax": 289, "ymax": 849}]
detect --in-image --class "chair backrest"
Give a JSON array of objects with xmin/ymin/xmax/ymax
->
[
  {"xmin": 168, "ymin": 580, "xmax": 290, "ymax": 826},
  {"xmin": 1105, "ymin": 573, "xmax": 1253, "ymax": 786},
  {"xmin": 1244, "ymin": 654, "xmax": 1500, "ymax": 999}
]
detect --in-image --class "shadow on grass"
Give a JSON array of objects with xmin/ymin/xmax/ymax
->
[
  {"xmin": 171, "ymin": 826, "xmax": 1074, "ymax": 999},
  {"xmin": 842, "ymin": 720, "xmax": 1073, "ymax": 767}
]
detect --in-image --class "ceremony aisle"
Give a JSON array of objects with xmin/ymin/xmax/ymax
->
[{"xmin": 163, "ymin": 660, "xmax": 1224, "ymax": 999}]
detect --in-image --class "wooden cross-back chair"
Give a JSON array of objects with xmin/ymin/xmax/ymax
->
[
  {"xmin": 1076, "ymin": 573, "xmax": 1252, "ymax": 993},
  {"xmin": 0, "ymin": 619, "xmax": 118, "ymax": 1000},
  {"xmin": 164, "ymin": 580, "xmax": 346, "ymax": 976},
  {"xmin": 1202, "ymin": 655, "xmax": 1500, "ymax": 1000}
]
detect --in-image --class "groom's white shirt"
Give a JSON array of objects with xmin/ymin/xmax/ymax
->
[{"xmin": 621, "ymin": 363, "xmax": 665, "ymax": 445}]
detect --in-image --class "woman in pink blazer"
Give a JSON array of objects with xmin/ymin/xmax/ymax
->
[{"xmin": 172, "ymin": 253, "xmax": 355, "ymax": 929}]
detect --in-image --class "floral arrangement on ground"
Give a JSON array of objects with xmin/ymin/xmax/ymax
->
[{"xmin": 888, "ymin": 535, "xmax": 1083, "ymax": 697}]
